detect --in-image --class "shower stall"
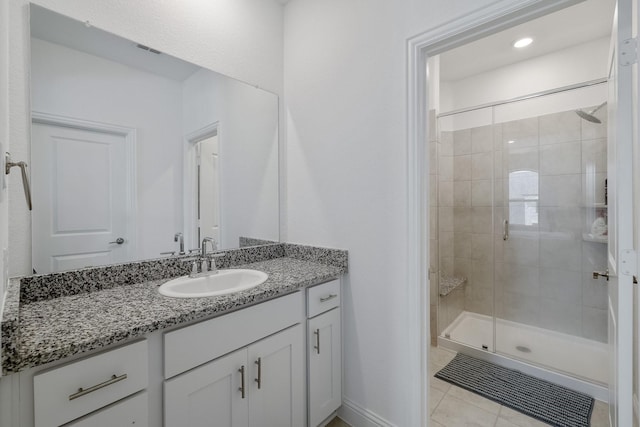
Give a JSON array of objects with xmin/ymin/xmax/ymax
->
[{"xmin": 433, "ymin": 82, "xmax": 609, "ymax": 398}]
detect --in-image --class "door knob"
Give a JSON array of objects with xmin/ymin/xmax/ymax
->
[
  {"xmin": 592, "ymin": 270, "xmax": 609, "ymax": 281},
  {"xmin": 109, "ymin": 238, "xmax": 125, "ymax": 245}
]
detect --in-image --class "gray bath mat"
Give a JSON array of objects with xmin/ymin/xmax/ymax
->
[{"xmin": 434, "ymin": 353, "xmax": 594, "ymax": 427}]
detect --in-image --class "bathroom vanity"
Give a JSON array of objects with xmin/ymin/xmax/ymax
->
[{"xmin": 0, "ymin": 243, "xmax": 347, "ymax": 427}]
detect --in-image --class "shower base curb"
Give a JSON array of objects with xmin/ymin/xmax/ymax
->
[{"xmin": 437, "ymin": 336, "xmax": 608, "ymax": 402}]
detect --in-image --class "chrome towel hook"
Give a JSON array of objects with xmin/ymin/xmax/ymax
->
[{"xmin": 5, "ymin": 152, "xmax": 33, "ymax": 211}]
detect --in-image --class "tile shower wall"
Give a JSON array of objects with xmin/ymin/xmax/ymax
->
[{"xmin": 437, "ymin": 106, "xmax": 608, "ymax": 343}]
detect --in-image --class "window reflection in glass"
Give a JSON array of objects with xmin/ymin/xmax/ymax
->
[{"xmin": 509, "ymin": 170, "xmax": 539, "ymax": 226}]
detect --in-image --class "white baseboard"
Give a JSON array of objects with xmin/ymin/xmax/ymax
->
[{"xmin": 338, "ymin": 398, "xmax": 395, "ymax": 427}]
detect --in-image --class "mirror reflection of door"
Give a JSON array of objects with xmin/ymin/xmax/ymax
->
[
  {"xmin": 197, "ymin": 135, "xmax": 220, "ymax": 245},
  {"xmin": 31, "ymin": 119, "xmax": 135, "ymax": 274}
]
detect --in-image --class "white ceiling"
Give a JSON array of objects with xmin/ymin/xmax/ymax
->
[{"xmin": 439, "ymin": 0, "xmax": 616, "ymax": 82}]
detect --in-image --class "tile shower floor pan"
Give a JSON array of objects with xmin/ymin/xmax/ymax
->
[{"xmin": 441, "ymin": 311, "xmax": 608, "ymax": 385}]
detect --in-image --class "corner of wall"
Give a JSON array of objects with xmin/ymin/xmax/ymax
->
[{"xmin": 0, "ymin": 0, "xmax": 9, "ymax": 309}]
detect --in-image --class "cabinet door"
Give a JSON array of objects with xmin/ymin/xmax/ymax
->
[
  {"xmin": 248, "ymin": 324, "xmax": 304, "ymax": 427},
  {"xmin": 308, "ymin": 308, "xmax": 341, "ymax": 427},
  {"xmin": 164, "ymin": 349, "xmax": 249, "ymax": 427}
]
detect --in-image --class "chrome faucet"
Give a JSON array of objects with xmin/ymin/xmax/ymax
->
[
  {"xmin": 201, "ymin": 237, "xmax": 217, "ymax": 257},
  {"xmin": 174, "ymin": 232, "xmax": 185, "ymax": 255}
]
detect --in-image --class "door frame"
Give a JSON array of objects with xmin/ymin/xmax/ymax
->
[
  {"xmin": 405, "ymin": 1, "xmax": 586, "ymax": 425},
  {"xmin": 30, "ymin": 111, "xmax": 138, "ymax": 264},
  {"xmin": 183, "ymin": 122, "xmax": 220, "ymax": 251}
]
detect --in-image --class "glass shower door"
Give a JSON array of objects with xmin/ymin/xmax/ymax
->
[{"xmin": 493, "ymin": 88, "xmax": 609, "ymax": 385}]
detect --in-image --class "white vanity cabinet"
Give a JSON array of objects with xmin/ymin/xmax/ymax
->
[
  {"xmin": 32, "ymin": 340, "xmax": 148, "ymax": 427},
  {"xmin": 64, "ymin": 392, "xmax": 148, "ymax": 427},
  {"xmin": 306, "ymin": 280, "xmax": 342, "ymax": 427},
  {"xmin": 163, "ymin": 291, "xmax": 305, "ymax": 427},
  {"xmin": 7, "ymin": 279, "xmax": 345, "ymax": 427},
  {"xmin": 164, "ymin": 324, "xmax": 303, "ymax": 427}
]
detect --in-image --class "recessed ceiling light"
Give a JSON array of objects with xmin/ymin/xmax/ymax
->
[
  {"xmin": 513, "ymin": 37, "xmax": 533, "ymax": 48},
  {"xmin": 508, "ymin": 140, "xmax": 515, "ymax": 144}
]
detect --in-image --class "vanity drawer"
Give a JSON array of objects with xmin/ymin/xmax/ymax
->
[
  {"xmin": 307, "ymin": 279, "xmax": 340, "ymax": 318},
  {"xmin": 164, "ymin": 291, "xmax": 303, "ymax": 378},
  {"xmin": 33, "ymin": 340, "xmax": 148, "ymax": 427},
  {"xmin": 65, "ymin": 391, "xmax": 148, "ymax": 427}
]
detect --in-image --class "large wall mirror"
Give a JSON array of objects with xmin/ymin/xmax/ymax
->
[{"xmin": 22, "ymin": 5, "xmax": 279, "ymax": 274}]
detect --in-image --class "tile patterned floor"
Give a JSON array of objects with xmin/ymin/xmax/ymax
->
[
  {"xmin": 328, "ymin": 346, "xmax": 609, "ymax": 426},
  {"xmin": 326, "ymin": 417, "xmax": 350, "ymax": 427}
]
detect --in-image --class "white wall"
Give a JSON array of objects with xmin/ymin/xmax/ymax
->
[
  {"xmin": 5, "ymin": 0, "xmax": 284, "ymax": 277},
  {"xmin": 0, "ymin": 0, "xmax": 9, "ymax": 310},
  {"xmin": 440, "ymin": 36, "xmax": 610, "ymax": 113},
  {"xmin": 182, "ymin": 69, "xmax": 279, "ymax": 249},
  {"xmin": 283, "ymin": 0, "xmax": 516, "ymax": 425}
]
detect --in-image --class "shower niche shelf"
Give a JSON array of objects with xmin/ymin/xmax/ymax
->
[
  {"xmin": 439, "ymin": 276, "xmax": 466, "ymax": 297},
  {"xmin": 582, "ymin": 233, "xmax": 607, "ymax": 243}
]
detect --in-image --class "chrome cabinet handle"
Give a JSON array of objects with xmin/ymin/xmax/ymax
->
[
  {"xmin": 109, "ymin": 238, "xmax": 125, "ymax": 245},
  {"xmin": 68, "ymin": 373, "xmax": 127, "ymax": 401},
  {"xmin": 320, "ymin": 294, "xmax": 338, "ymax": 303},
  {"xmin": 313, "ymin": 329, "xmax": 320, "ymax": 354},
  {"xmin": 503, "ymin": 220, "xmax": 509, "ymax": 241},
  {"xmin": 255, "ymin": 358, "xmax": 262, "ymax": 389},
  {"xmin": 238, "ymin": 366, "xmax": 246, "ymax": 399}
]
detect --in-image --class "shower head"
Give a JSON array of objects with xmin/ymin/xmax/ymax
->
[{"xmin": 576, "ymin": 102, "xmax": 607, "ymax": 124}]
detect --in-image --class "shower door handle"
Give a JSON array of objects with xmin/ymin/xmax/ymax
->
[
  {"xmin": 592, "ymin": 270, "xmax": 610, "ymax": 281},
  {"xmin": 503, "ymin": 220, "xmax": 509, "ymax": 241}
]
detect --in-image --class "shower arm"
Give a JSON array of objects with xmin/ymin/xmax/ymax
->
[{"xmin": 5, "ymin": 152, "xmax": 33, "ymax": 211}]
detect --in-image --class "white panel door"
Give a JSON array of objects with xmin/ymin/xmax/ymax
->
[
  {"xmin": 606, "ymin": 0, "xmax": 635, "ymax": 425},
  {"xmin": 164, "ymin": 349, "xmax": 249, "ymax": 427},
  {"xmin": 248, "ymin": 325, "xmax": 304, "ymax": 427},
  {"xmin": 308, "ymin": 308, "xmax": 342, "ymax": 427},
  {"xmin": 197, "ymin": 135, "xmax": 220, "ymax": 244},
  {"xmin": 31, "ymin": 123, "xmax": 132, "ymax": 273}
]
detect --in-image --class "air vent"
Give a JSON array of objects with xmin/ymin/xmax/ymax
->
[{"xmin": 136, "ymin": 44, "xmax": 161, "ymax": 55}]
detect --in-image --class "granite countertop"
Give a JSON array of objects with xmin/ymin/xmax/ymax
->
[{"xmin": 1, "ymin": 244, "xmax": 347, "ymax": 375}]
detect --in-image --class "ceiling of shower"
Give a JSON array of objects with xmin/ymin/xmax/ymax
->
[{"xmin": 439, "ymin": 0, "xmax": 616, "ymax": 82}]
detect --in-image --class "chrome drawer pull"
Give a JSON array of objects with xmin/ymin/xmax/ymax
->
[
  {"xmin": 319, "ymin": 294, "xmax": 338, "ymax": 303},
  {"xmin": 314, "ymin": 329, "xmax": 320, "ymax": 354},
  {"xmin": 238, "ymin": 366, "xmax": 246, "ymax": 399},
  {"xmin": 255, "ymin": 358, "xmax": 262, "ymax": 389},
  {"xmin": 68, "ymin": 373, "xmax": 127, "ymax": 401}
]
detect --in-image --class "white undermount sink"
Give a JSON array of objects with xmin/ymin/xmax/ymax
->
[{"xmin": 158, "ymin": 269, "xmax": 268, "ymax": 298}]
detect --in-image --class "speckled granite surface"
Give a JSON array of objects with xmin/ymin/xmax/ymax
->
[
  {"xmin": 239, "ymin": 237, "xmax": 279, "ymax": 247},
  {"xmin": 20, "ymin": 244, "xmax": 286, "ymax": 304},
  {"xmin": 1, "ymin": 278, "xmax": 20, "ymax": 373},
  {"xmin": 284, "ymin": 243, "xmax": 349, "ymax": 272},
  {"xmin": 2, "ymin": 244, "xmax": 348, "ymax": 375}
]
